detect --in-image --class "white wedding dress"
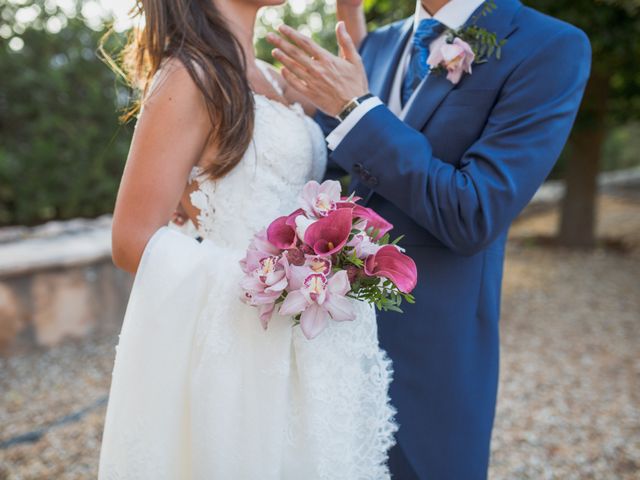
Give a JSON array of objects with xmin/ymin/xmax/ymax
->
[{"xmin": 98, "ymin": 62, "xmax": 397, "ymax": 480}]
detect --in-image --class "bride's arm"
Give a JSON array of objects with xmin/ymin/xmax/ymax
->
[
  {"xmin": 111, "ymin": 59, "xmax": 212, "ymax": 274},
  {"xmin": 336, "ymin": 0, "xmax": 367, "ymax": 50}
]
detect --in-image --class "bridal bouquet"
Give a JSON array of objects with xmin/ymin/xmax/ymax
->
[{"xmin": 239, "ymin": 180, "xmax": 418, "ymax": 340}]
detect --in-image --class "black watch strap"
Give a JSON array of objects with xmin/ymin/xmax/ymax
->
[{"xmin": 337, "ymin": 93, "xmax": 374, "ymax": 121}]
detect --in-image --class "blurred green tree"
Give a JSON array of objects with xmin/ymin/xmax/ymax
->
[
  {"xmin": 1, "ymin": 0, "xmax": 638, "ymax": 237},
  {"xmin": 256, "ymin": 0, "xmax": 340, "ymax": 61},
  {"xmin": 362, "ymin": 0, "xmax": 415, "ymax": 27},
  {"xmin": 0, "ymin": 0, "xmax": 131, "ymax": 226},
  {"xmin": 526, "ymin": 0, "xmax": 640, "ymax": 247},
  {"xmin": 255, "ymin": 0, "xmax": 414, "ymax": 61}
]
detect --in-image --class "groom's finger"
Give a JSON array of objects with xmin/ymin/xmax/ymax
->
[
  {"xmin": 266, "ymin": 32, "xmax": 316, "ymax": 70},
  {"xmin": 272, "ymin": 49, "xmax": 311, "ymax": 83},
  {"xmin": 281, "ymin": 67, "xmax": 309, "ymax": 94},
  {"xmin": 336, "ymin": 21, "xmax": 359, "ymax": 63},
  {"xmin": 277, "ymin": 24, "xmax": 329, "ymax": 61}
]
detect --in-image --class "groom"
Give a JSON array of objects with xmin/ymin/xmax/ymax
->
[{"xmin": 268, "ymin": 0, "xmax": 591, "ymax": 478}]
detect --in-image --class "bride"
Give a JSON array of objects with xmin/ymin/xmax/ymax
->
[{"xmin": 97, "ymin": 0, "xmax": 396, "ymax": 478}]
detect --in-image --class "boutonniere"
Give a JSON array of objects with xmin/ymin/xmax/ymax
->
[{"xmin": 428, "ymin": 0, "xmax": 507, "ymax": 85}]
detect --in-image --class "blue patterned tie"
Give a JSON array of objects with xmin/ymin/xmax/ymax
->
[{"xmin": 401, "ymin": 18, "xmax": 445, "ymax": 107}]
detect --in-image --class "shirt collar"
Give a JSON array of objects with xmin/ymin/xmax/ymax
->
[{"xmin": 413, "ymin": 0, "xmax": 487, "ymax": 31}]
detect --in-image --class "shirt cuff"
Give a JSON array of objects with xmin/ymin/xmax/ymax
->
[{"xmin": 326, "ymin": 96, "xmax": 383, "ymax": 151}]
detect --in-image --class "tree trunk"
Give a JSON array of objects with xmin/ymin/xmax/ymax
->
[{"xmin": 557, "ymin": 73, "xmax": 609, "ymax": 248}]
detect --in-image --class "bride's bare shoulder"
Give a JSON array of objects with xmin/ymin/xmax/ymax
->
[
  {"xmin": 134, "ymin": 57, "xmax": 211, "ymax": 137},
  {"xmin": 145, "ymin": 58, "xmax": 205, "ymax": 106}
]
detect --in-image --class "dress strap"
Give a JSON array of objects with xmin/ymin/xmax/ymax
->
[{"xmin": 255, "ymin": 60, "xmax": 285, "ymax": 97}]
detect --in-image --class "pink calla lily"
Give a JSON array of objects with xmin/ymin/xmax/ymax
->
[
  {"xmin": 303, "ymin": 208, "xmax": 353, "ymax": 256},
  {"xmin": 364, "ymin": 245, "xmax": 418, "ymax": 294},
  {"xmin": 267, "ymin": 215, "xmax": 297, "ymax": 249},
  {"xmin": 335, "ymin": 202, "xmax": 393, "ymax": 240},
  {"xmin": 285, "ymin": 208, "xmax": 305, "ymax": 229},
  {"xmin": 352, "ymin": 205, "xmax": 393, "ymax": 240}
]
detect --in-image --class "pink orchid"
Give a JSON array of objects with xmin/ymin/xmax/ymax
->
[
  {"xmin": 279, "ymin": 270, "xmax": 355, "ymax": 340},
  {"xmin": 255, "ymin": 303, "xmax": 276, "ymax": 328},
  {"xmin": 303, "ymin": 207, "xmax": 353, "ymax": 256},
  {"xmin": 347, "ymin": 232, "xmax": 382, "ymax": 259},
  {"xmin": 427, "ymin": 38, "xmax": 475, "ymax": 85},
  {"xmin": 299, "ymin": 180, "xmax": 342, "ymax": 218},
  {"xmin": 241, "ymin": 255, "xmax": 289, "ymax": 329},
  {"xmin": 305, "ymin": 255, "xmax": 332, "ymax": 275},
  {"xmin": 284, "ymin": 256, "xmax": 331, "ymax": 293},
  {"xmin": 239, "ymin": 228, "xmax": 281, "ymax": 274},
  {"xmin": 364, "ymin": 245, "xmax": 418, "ymax": 294}
]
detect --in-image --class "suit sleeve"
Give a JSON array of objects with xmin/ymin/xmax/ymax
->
[
  {"xmin": 314, "ymin": 32, "xmax": 374, "ymax": 181},
  {"xmin": 314, "ymin": 110, "xmax": 347, "ymax": 181},
  {"xmin": 330, "ymin": 27, "xmax": 592, "ymax": 256}
]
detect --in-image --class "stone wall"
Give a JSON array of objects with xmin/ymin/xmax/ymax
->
[{"xmin": 0, "ymin": 216, "xmax": 132, "ymax": 355}]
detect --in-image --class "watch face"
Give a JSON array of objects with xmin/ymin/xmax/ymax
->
[{"xmin": 339, "ymin": 102, "xmax": 357, "ymax": 121}]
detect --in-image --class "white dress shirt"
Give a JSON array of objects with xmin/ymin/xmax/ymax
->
[{"xmin": 326, "ymin": 0, "xmax": 486, "ymax": 150}]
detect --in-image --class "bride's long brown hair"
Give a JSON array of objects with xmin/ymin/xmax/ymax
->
[{"xmin": 101, "ymin": 0, "xmax": 254, "ymax": 179}]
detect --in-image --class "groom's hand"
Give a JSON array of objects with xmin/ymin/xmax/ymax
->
[{"xmin": 266, "ymin": 22, "xmax": 369, "ymax": 117}]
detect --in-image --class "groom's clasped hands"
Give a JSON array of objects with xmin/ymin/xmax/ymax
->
[{"xmin": 266, "ymin": 21, "xmax": 368, "ymax": 116}]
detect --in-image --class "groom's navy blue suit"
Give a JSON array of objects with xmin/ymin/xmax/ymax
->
[{"xmin": 316, "ymin": 0, "xmax": 591, "ymax": 478}]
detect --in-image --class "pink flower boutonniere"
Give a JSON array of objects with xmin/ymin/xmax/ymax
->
[
  {"xmin": 428, "ymin": 38, "xmax": 475, "ymax": 85},
  {"xmin": 428, "ymin": 0, "xmax": 507, "ymax": 85}
]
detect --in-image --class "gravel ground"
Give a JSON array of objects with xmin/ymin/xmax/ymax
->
[{"xmin": 1, "ymin": 194, "xmax": 638, "ymax": 479}]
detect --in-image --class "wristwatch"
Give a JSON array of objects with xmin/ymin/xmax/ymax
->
[{"xmin": 337, "ymin": 93, "xmax": 374, "ymax": 122}]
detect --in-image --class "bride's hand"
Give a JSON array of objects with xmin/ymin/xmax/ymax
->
[
  {"xmin": 266, "ymin": 22, "xmax": 368, "ymax": 117},
  {"xmin": 336, "ymin": 0, "xmax": 363, "ymax": 6}
]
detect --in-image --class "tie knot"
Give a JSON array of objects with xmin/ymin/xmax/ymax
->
[{"xmin": 413, "ymin": 18, "xmax": 445, "ymax": 48}]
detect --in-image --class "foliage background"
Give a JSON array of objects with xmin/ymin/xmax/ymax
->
[
  {"xmin": 0, "ymin": 0, "xmax": 133, "ymax": 226},
  {"xmin": 0, "ymin": 0, "xmax": 638, "ymax": 228}
]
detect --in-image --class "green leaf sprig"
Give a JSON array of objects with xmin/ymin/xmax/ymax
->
[{"xmin": 431, "ymin": 0, "xmax": 508, "ymax": 75}]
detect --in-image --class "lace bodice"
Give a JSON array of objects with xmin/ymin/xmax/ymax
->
[{"xmin": 187, "ymin": 65, "xmax": 327, "ymax": 247}]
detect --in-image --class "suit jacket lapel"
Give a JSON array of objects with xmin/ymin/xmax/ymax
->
[
  {"xmin": 403, "ymin": 0, "xmax": 522, "ymax": 131},
  {"xmin": 369, "ymin": 18, "xmax": 413, "ymax": 103}
]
